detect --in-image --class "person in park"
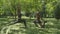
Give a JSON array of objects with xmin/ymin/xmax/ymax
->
[
  {"xmin": 15, "ymin": 3, "xmax": 27, "ymax": 28},
  {"xmin": 34, "ymin": 11, "xmax": 47, "ymax": 28},
  {"xmin": 7, "ymin": 3, "xmax": 27, "ymax": 28}
]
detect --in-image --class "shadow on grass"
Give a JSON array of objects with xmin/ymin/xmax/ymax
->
[{"xmin": 0, "ymin": 18, "xmax": 60, "ymax": 34}]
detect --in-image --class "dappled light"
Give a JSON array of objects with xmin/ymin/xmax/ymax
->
[{"xmin": 0, "ymin": 0, "xmax": 60, "ymax": 34}]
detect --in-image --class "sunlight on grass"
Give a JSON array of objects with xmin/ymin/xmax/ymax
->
[{"xmin": 0, "ymin": 18, "xmax": 60, "ymax": 34}]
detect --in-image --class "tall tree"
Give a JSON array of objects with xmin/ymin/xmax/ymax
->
[
  {"xmin": 54, "ymin": 5, "xmax": 60, "ymax": 20},
  {"xmin": 42, "ymin": 0, "xmax": 47, "ymax": 17}
]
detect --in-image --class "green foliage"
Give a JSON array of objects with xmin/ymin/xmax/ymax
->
[{"xmin": 0, "ymin": 0, "xmax": 60, "ymax": 17}]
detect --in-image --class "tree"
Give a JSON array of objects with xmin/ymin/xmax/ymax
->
[{"xmin": 54, "ymin": 5, "xmax": 60, "ymax": 20}]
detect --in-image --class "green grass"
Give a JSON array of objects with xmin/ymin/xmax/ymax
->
[{"xmin": 0, "ymin": 18, "xmax": 60, "ymax": 34}]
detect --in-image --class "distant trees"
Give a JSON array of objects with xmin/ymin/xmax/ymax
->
[{"xmin": 0, "ymin": 0, "xmax": 60, "ymax": 18}]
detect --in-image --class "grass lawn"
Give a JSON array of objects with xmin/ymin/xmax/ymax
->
[{"xmin": 0, "ymin": 18, "xmax": 60, "ymax": 34}]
